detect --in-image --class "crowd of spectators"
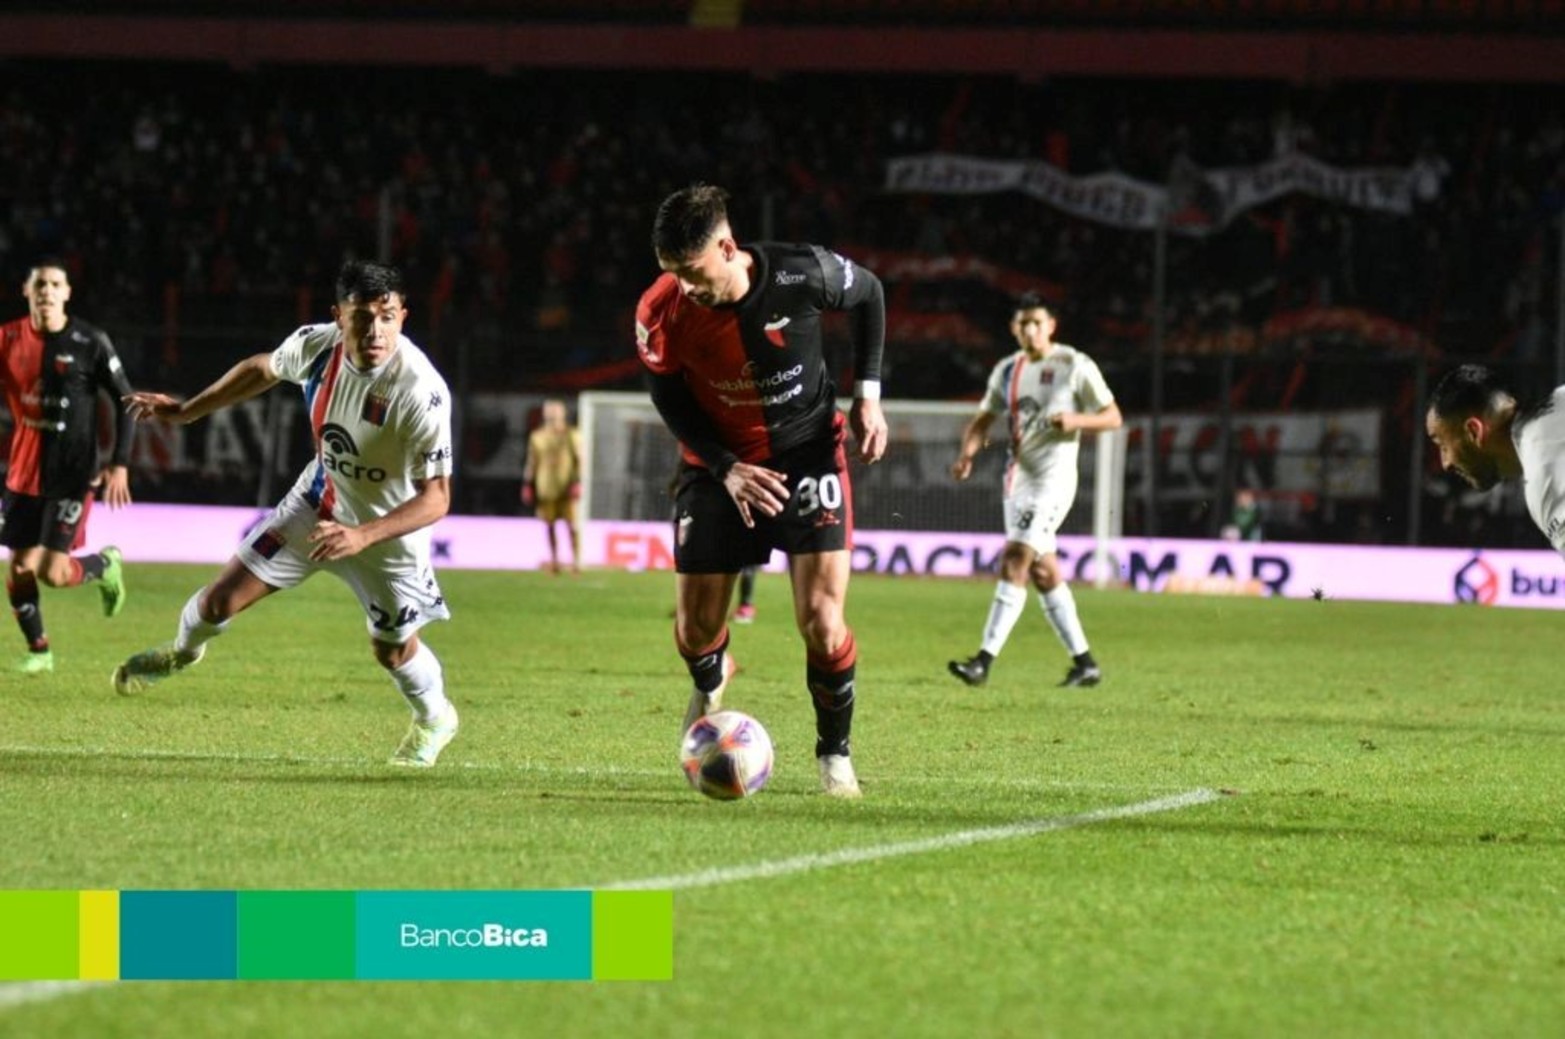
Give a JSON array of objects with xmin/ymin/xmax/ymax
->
[{"xmin": 2, "ymin": 65, "xmax": 1560, "ymax": 392}]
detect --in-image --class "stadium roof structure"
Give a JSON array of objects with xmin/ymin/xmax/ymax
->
[{"xmin": 4, "ymin": 1, "xmax": 1563, "ymax": 80}]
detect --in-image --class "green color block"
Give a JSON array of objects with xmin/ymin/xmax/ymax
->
[
  {"xmin": 591, "ymin": 891, "xmax": 673, "ymax": 981},
  {"xmin": 237, "ymin": 891, "xmax": 356, "ymax": 980},
  {"xmin": 0, "ymin": 891, "xmax": 78, "ymax": 980}
]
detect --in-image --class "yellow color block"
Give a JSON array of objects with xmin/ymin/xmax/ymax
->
[{"xmin": 77, "ymin": 891, "xmax": 119, "ymax": 981}]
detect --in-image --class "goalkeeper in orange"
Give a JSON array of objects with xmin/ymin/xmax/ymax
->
[{"xmin": 522, "ymin": 398, "xmax": 582, "ymax": 574}]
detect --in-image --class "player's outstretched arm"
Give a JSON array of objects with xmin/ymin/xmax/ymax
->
[{"xmin": 124, "ymin": 353, "xmax": 279, "ymax": 425}]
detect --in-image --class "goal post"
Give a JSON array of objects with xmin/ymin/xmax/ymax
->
[{"xmin": 578, "ymin": 391, "xmax": 1125, "ymax": 579}]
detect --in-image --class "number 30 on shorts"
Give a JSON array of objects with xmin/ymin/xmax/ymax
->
[{"xmin": 795, "ymin": 474, "xmax": 843, "ymax": 517}]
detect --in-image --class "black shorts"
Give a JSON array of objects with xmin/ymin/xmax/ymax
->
[
  {"xmin": 672, "ymin": 424, "xmax": 854, "ymax": 575},
  {"xmin": 0, "ymin": 490, "xmax": 94, "ymax": 553}
]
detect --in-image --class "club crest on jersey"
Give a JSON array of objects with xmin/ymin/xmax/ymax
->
[
  {"xmin": 763, "ymin": 316, "xmax": 791, "ymax": 348},
  {"xmin": 252, "ymin": 528, "xmax": 286, "ymax": 560},
  {"xmin": 361, "ymin": 395, "xmax": 391, "ymax": 426},
  {"xmin": 53, "ymin": 353, "xmax": 75, "ymax": 374}
]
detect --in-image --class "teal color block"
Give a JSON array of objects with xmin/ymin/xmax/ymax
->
[{"xmin": 120, "ymin": 891, "xmax": 237, "ymax": 980}]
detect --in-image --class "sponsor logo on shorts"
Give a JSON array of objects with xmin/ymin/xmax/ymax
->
[{"xmin": 253, "ymin": 528, "xmax": 286, "ymax": 559}]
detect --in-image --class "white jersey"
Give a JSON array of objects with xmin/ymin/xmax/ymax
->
[
  {"xmin": 1514, "ymin": 385, "xmax": 1565, "ymax": 557},
  {"xmin": 979, "ymin": 343, "xmax": 1115, "ymax": 484},
  {"xmin": 269, "ymin": 323, "xmax": 454, "ymax": 564}
]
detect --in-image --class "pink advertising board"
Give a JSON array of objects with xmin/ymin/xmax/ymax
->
[{"xmin": 87, "ymin": 506, "xmax": 1565, "ymax": 610}]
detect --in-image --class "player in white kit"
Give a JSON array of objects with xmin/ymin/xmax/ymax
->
[
  {"xmin": 112, "ymin": 261, "xmax": 460, "ymax": 767},
  {"xmin": 947, "ymin": 294, "xmax": 1122, "ymax": 689},
  {"xmin": 1426, "ymin": 364, "xmax": 1565, "ymax": 558}
]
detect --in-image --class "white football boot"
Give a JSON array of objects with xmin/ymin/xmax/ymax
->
[
  {"xmin": 389, "ymin": 705, "xmax": 460, "ymax": 767},
  {"xmin": 682, "ymin": 653, "xmax": 738, "ymax": 736},
  {"xmin": 818, "ymin": 754, "xmax": 862, "ymax": 799}
]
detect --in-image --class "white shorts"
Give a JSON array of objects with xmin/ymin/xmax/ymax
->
[
  {"xmin": 236, "ymin": 493, "xmax": 451, "ymax": 645},
  {"xmin": 1003, "ymin": 472, "xmax": 1078, "ymax": 556}
]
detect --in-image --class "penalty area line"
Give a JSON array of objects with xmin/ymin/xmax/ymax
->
[{"xmin": 603, "ymin": 787, "xmax": 1227, "ymax": 891}]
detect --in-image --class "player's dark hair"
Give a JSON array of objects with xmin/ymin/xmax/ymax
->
[
  {"xmin": 1429, "ymin": 363, "xmax": 1553, "ymax": 425},
  {"xmin": 25, "ymin": 256, "xmax": 70, "ymax": 280},
  {"xmin": 1013, "ymin": 291, "xmax": 1058, "ymax": 318},
  {"xmin": 1429, "ymin": 364, "xmax": 1514, "ymax": 421},
  {"xmin": 335, "ymin": 260, "xmax": 404, "ymax": 303},
  {"xmin": 652, "ymin": 184, "xmax": 730, "ymax": 262}
]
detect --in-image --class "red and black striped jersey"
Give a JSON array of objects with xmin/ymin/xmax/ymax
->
[
  {"xmin": 635, "ymin": 242, "xmax": 884, "ymax": 476},
  {"xmin": 0, "ymin": 316, "xmax": 135, "ymax": 498}
]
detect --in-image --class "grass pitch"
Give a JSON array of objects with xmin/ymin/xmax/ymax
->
[{"xmin": 1, "ymin": 564, "xmax": 1561, "ymax": 1038}]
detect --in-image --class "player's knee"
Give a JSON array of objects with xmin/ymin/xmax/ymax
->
[
  {"xmin": 674, "ymin": 615, "xmax": 724, "ymax": 657},
  {"xmin": 37, "ymin": 559, "xmax": 74, "ymax": 587},
  {"xmin": 999, "ymin": 548, "xmax": 1032, "ymax": 585},
  {"xmin": 797, "ymin": 613, "xmax": 847, "ymax": 658},
  {"xmin": 373, "ymin": 639, "xmax": 414, "ymax": 670},
  {"xmin": 1031, "ymin": 557, "xmax": 1063, "ymax": 591}
]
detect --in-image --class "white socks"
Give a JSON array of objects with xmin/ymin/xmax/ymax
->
[
  {"xmin": 979, "ymin": 581, "xmax": 1027, "ymax": 657},
  {"xmin": 1040, "ymin": 583, "xmax": 1090, "ymax": 656},
  {"xmin": 389, "ymin": 642, "xmax": 452, "ymax": 721},
  {"xmin": 175, "ymin": 591, "xmax": 228, "ymax": 656}
]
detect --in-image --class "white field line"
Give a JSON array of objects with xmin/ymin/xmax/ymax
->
[
  {"xmin": 0, "ymin": 744, "xmax": 1186, "ymax": 795},
  {"xmin": 604, "ymin": 787, "xmax": 1225, "ymax": 891},
  {"xmin": 0, "ymin": 981, "xmax": 105, "ymax": 1009}
]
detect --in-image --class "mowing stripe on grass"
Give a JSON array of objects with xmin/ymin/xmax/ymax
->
[
  {"xmin": 0, "ymin": 743, "xmax": 1184, "ymax": 794},
  {"xmin": 603, "ymin": 788, "xmax": 1225, "ymax": 891}
]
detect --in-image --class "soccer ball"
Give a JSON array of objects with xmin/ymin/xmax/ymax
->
[{"xmin": 680, "ymin": 710, "xmax": 775, "ymax": 800}]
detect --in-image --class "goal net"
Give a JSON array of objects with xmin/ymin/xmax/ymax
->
[{"xmin": 579, "ymin": 391, "xmax": 1125, "ymax": 579}]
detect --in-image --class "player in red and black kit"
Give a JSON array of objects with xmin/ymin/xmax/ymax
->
[
  {"xmin": 0, "ymin": 260, "xmax": 132, "ymax": 674},
  {"xmin": 636, "ymin": 184, "xmax": 888, "ymax": 798}
]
